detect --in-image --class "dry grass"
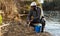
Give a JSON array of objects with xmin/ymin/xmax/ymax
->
[
  {"xmin": 0, "ymin": 0, "xmax": 31, "ymax": 24},
  {"xmin": 0, "ymin": 0, "xmax": 21, "ymax": 23}
]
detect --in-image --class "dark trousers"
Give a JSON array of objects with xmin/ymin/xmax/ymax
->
[{"xmin": 30, "ymin": 19, "xmax": 45, "ymax": 32}]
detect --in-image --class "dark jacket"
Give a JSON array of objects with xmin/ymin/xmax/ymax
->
[{"xmin": 27, "ymin": 7, "xmax": 41, "ymax": 23}]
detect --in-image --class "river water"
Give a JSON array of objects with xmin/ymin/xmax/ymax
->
[{"xmin": 44, "ymin": 11, "xmax": 60, "ymax": 36}]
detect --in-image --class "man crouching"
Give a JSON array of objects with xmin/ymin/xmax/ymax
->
[{"xmin": 27, "ymin": 2, "xmax": 46, "ymax": 32}]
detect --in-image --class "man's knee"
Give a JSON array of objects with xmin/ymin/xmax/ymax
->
[{"xmin": 41, "ymin": 19, "xmax": 46, "ymax": 26}]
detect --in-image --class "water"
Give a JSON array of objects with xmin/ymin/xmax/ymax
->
[
  {"xmin": 45, "ymin": 21, "xmax": 60, "ymax": 36},
  {"xmin": 44, "ymin": 11, "xmax": 60, "ymax": 36}
]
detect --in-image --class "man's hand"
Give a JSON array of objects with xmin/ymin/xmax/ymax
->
[
  {"xmin": 27, "ymin": 20, "xmax": 33, "ymax": 27},
  {"xmin": 28, "ymin": 21, "xmax": 30, "ymax": 27}
]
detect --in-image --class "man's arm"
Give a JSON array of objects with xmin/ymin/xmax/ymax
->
[
  {"xmin": 34, "ymin": 7, "xmax": 41, "ymax": 19},
  {"xmin": 27, "ymin": 10, "xmax": 32, "ymax": 21},
  {"xmin": 34, "ymin": 7, "xmax": 46, "ymax": 21},
  {"xmin": 37, "ymin": 8, "xmax": 41, "ymax": 19}
]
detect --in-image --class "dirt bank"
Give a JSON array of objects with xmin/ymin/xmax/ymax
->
[{"xmin": 0, "ymin": 21, "xmax": 52, "ymax": 36}]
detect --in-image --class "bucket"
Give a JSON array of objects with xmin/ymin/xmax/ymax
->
[{"xmin": 34, "ymin": 24, "xmax": 42, "ymax": 33}]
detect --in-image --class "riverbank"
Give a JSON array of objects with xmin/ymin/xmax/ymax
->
[{"xmin": 0, "ymin": 22, "xmax": 52, "ymax": 36}]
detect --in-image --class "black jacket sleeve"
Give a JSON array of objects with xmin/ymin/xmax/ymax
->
[
  {"xmin": 34, "ymin": 7, "xmax": 41, "ymax": 19},
  {"xmin": 27, "ymin": 10, "xmax": 32, "ymax": 21}
]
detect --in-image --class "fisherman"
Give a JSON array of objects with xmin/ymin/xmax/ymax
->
[{"xmin": 27, "ymin": 2, "xmax": 46, "ymax": 32}]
